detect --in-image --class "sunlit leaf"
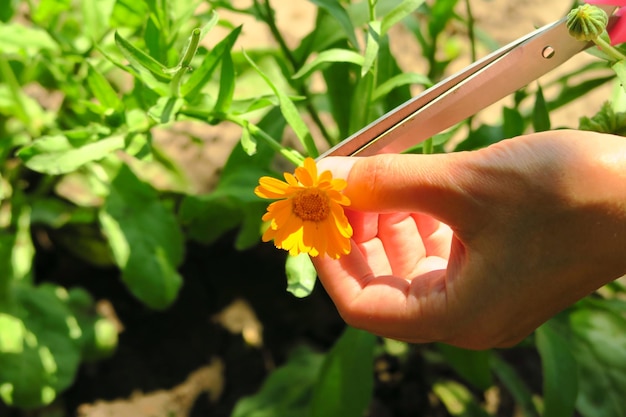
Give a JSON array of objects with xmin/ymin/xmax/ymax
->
[
  {"xmin": 285, "ymin": 253, "xmax": 317, "ymax": 298},
  {"xmin": 244, "ymin": 51, "xmax": 318, "ymax": 157},
  {"xmin": 433, "ymin": 380, "xmax": 491, "ymax": 417},
  {"xmin": 99, "ymin": 164, "xmax": 183, "ymax": 309},
  {"xmin": 362, "ymin": 21, "xmax": 381, "ymax": 77},
  {"xmin": 214, "ymin": 51, "xmax": 235, "ymax": 115},
  {"xmin": 17, "ymin": 135, "xmax": 125, "ymax": 175},
  {"xmin": 307, "ymin": 0, "xmax": 359, "ymax": 48},
  {"xmin": 372, "ymin": 72, "xmax": 431, "ymax": 101},
  {"xmin": 293, "ymin": 48, "xmax": 364, "ymax": 80},
  {"xmin": 181, "ymin": 26, "xmax": 242, "ymax": 100},
  {"xmin": 114, "ymin": 31, "xmax": 171, "ymax": 81},
  {"xmin": 380, "ymin": 0, "xmax": 426, "ymax": 34},
  {"xmin": 147, "ymin": 96, "xmax": 184, "ymax": 124},
  {"xmin": 86, "ymin": 62, "xmax": 124, "ymax": 112},
  {"xmin": 0, "ymin": 23, "xmax": 59, "ymax": 56}
]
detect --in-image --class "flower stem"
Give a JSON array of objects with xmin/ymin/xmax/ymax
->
[{"xmin": 593, "ymin": 33, "xmax": 626, "ymax": 62}]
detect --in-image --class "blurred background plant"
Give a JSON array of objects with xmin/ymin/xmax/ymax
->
[{"xmin": 1, "ymin": 0, "xmax": 626, "ymax": 416}]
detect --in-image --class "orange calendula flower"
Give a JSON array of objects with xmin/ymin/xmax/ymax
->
[{"xmin": 255, "ymin": 157, "xmax": 353, "ymax": 259}]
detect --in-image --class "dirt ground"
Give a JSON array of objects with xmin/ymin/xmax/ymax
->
[{"xmin": 2, "ymin": 1, "xmax": 614, "ymax": 417}]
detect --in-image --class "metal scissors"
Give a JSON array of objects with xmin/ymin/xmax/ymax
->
[{"xmin": 318, "ymin": 4, "xmax": 619, "ymax": 159}]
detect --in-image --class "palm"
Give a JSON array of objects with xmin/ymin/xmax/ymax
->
[{"xmin": 312, "ymin": 209, "xmax": 454, "ymax": 342}]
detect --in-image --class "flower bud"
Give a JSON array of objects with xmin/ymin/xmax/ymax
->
[{"xmin": 567, "ymin": 4, "xmax": 609, "ymax": 41}]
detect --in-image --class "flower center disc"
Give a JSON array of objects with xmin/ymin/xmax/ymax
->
[{"xmin": 292, "ymin": 189, "xmax": 330, "ymax": 222}]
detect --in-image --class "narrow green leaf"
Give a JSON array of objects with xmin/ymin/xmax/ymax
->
[
  {"xmin": 18, "ymin": 135, "xmax": 125, "ymax": 175},
  {"xmin": 362, "ymin": 21, "xmax": 381, "ymax": 77},
  {"xmin": 285, "ymin": 254, "xmax": 317, "ymax": 298},
  {"xmin": 310, "ymin": 327, "xmax": 376, "ymax": 417},
  {"xmin": 536, "ymin": 322, "xmax": 578, "ymax": 417},
  {"xmin": 532, "ymin": 85, "xmax": 551, "ymax": 132},
  {"xmin": 214, "ymin": 51, "xmax": 235, "ymax": 115},
  {"xmin": 307, "ymin": 0, "xmax": 359, "ymax": 48},
  {"xmin": 437, "ymin": 344, "xmax": 493, "ymax": 391},
  {"xmin": 86, "ymin": 62, "xmax": 124, "ymax": 111},
  {"xmin": 381, "ymin": 0, "xmax": 426, "ymax": 35},
  {"xmin": 114, "ymin": 31, "xmax": 171, "ymax": 81},
  {"xmin": 181, "ymin": 25, "xmax": 242, "ymax": 99},
  {"xmin": 292, "ymin": 48, "xmax": 364, "ymax": 80},
  {"xmin": 244, "ymin": 51, "xmax": 318, "ymax": 157},
  {"xmin": 428, "ymin": 0, "xmax": 459, "ymax": 40},
  {"xmin": 490, "ymin": 354, "xmax": 539, "ymax": 417},
  {"xmin": 99, "ymin": 164, "xmax": 183, "ymax": 309},
  {"xmin": 372, "ymin": 72, "xmax": 431, "ymax": 101},
  {"xmin": 147, "ymin": 96, "xmax": 184, "ymax": 124}
]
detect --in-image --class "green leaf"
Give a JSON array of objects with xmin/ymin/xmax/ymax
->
[
  {"xmin": 0, "ymin": 284, "xmax": 83, "ymax": 408},
  {"xmin": 81, "ymin": 0, "xmax": 116, "ymax": 42},
  {"xmin": 428, "ymin": 0, "xmax": 459, "ymax": 40},
  {"xmin": 307, "ymin": 0, "xmax": 359, "ymax": 48},
  {"xmin": 437, "ymin": 344, "xmax": 493, "ymax": 391},
  {"xmin": 292, "ymin": 48, "xmax": 364, "ymax": 80},
  {"xmin": 535, "ymin": 322, "xmax": 578, "ymax": 417},
  {"xmin": 569, "ymin": 304, "xmax": 626, "ymax": 417},
  {"xmin": 231, "ymin": 346, "xmax": 325, "ymax": 417},
  {"xmin": 0, "ymin": 22, "xmax": 59, "ymax": 56},
  {"xmin": 432, "ymin": 380, "xmax": 491, "ymax": 417},
  {"xmin": 99, "ymin": 164, "xmax": 183, "ymax": 309},
  {"xmin": 362, "ymin": 21, "xmax": 381, "ymax": 77},
  {"xmin": 17, "ymin": 135, "xmax": 125, "ymax": 175},
  {"xmin": 285, "ymin": 254, "xmax": 317, "ymax": 298},
  {"xmin": 310, "ymin": 327, "xmax": 376, "ymax": 417},
  {"xmin": 240, "ymin": 122, "xmax": 257, "ymax": 156},
  {"xmin": 490, "ymin": 354, "xmax": 539, "ymax": 417},
  {"xmin": 532, "ymin": 85, "xmax": 551, "ymax": 132},
  {"xmin": 372, "ymin": 72, "xmax": 431, "ymax": 101},
  {"xmin": 611, "ymin": 60, "xmax": 626, "ymax": 94},
  {"xmin": 181, "ymin": 26, "xmax": 242, "ymax": 100},
  {"xmin": 86, "ymin": 62, "xmax": 124, "ymax": 112},
  {"xmin": 114, "ymin": 31, "xmax": 171, "ymax": 82},
  {"xmin": 214, "ymin": 51, "xmax": 236, "ymax": 115},
  {"xmin": 380, "ymin": 0, "xmax": 426, "ymax": 35},
  {"xmin": 244, "ymin": 51, "xmax": 318, "ymax": 157},
  {"xmin": 147, "ymin": 96, "xmax": 184, "ymax": 124}
]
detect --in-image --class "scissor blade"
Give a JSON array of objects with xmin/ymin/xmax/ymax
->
[{"xmin": 318, "ymin": 6, "xmax": 615, "ymax": 158}]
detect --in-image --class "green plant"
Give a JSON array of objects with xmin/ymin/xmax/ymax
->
[{"xmin": 1, "ymin": 0, "xmax": 626, "ymax": 415}]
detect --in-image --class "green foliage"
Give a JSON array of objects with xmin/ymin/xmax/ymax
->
[{"xmin": 1, "ymin": 0, "xmax": 626, "ymax": 414}]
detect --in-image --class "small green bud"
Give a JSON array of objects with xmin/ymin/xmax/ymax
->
[{"xmin": 567, "ymin": 4, "xmax": 609, "ymax": 42}]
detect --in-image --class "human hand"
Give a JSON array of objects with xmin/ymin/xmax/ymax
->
[{"xmin": 312, "ymin": 130, "xmax": 626, "ymax": 349}]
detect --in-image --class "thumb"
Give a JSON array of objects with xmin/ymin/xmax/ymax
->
[{"xmin": 317, "ymin": 153, "xmax": 473, "ymax": 227}]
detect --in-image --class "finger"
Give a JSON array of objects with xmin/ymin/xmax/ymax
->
[
  {"xmin": 318, "ymin": 153, "xmax": 474, "ymax": 228},
  {"xmin": 377, "ymin": 213, "xmax": 424, "ymax": 277},
  {"xmin": 312, "ymin": 251, "xmax": 450, "ymax": 341}
]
